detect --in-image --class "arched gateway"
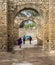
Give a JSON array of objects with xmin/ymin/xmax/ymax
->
[
  {"xmin": 1, "ymin": 0, "xmax": 53, "ymax": 52},
  {"xmin": 7, "ymin": 7, "xmax": 44, "ymax": 51},
  {"xmin": 7, "ymin": 3, "xmax": 49, "ymax": 52}
]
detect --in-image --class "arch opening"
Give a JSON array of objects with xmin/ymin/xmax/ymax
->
[
  {"xmin": 13, "ymin": 8, "xmax": 44, "ymax": 50},
  {"xmin": 16, "ymin": 8, "xmax": 40, "ymax": 17},
  {"xmin": 19, "ymin": 20, "xmax": 36, "ymax": 29}
]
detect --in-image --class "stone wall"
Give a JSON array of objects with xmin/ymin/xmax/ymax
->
[
  {"xmin": 0, "ymin": 0, "xmax": 7, "ymax": 51},
  {"xmin": 0, "ymin": 0, "xmax": 54, "ymax": 51},
  {"xmin": 49, "ymin": 0, "xmax": 55, "ymax": 51},
  {"xmin": 6, "ymin": 0, "xmax": 49, "ymax": 51}
]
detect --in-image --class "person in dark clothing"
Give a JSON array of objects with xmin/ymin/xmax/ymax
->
[
  {"xmin": 18, "ymin": 37, "xmax": 22, "ymax": 48},
  {"xmin": 23, "ymin": 36, "xmax": 25, "ymax": 44},
  {"xmin": 29, "ymin": 36, "xmax": 32, "ymax": 44}
]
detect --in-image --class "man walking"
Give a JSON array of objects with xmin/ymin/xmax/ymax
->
[
  {"xmin": 29, "ymin": 36, "xmax": 32, "ymax": 44},
  {"xmin": 23, "ymin": 35, "xmax": 25, "ymax": 44}
]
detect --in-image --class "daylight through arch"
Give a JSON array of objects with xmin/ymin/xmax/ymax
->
[
  {"xmin": 19, "ymin": 20, "xmax": 36, "ymax": 28},
  {"xmin": 16, "ymin": 8, "xmax": 40, "ymax": 17}
]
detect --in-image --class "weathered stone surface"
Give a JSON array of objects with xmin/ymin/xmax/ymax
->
[
  {"xmin": 0, "ymin": 0, "xmax": 55, "ymax": 52},
  {"xmin": 49, "ymin": 0, "xmax": 55, "ymax": 51},
  {"xmin": 0, "ymin": 0, "xmax": 7, "ymax": 51}
]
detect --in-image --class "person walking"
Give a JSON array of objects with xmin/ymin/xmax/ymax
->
[
  {"xmin": 29, "ymin": 36, "xmax": 32, "ymax": 44},
  {"xmin": 18, "ymin": 37, "xmax": 22, "ymax": 48},
  {"xmin": 23, "ymin": 35, "xmax": 25, "ymax": 44}
]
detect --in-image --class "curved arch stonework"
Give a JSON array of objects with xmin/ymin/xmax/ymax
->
[{"xmin": 14, "ymin": 4, "xmax": 44, "ymax": 18}]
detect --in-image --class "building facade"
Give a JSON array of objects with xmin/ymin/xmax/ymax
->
[{"xmin": 0, "ymin": 0, "xmax": 55, "ymax": 52}]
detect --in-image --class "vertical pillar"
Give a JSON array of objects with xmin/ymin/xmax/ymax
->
[
  {"xmin": 49, "ymin": 0, "xmax": 55, "ymax": 51},
  {"xmin": 43, "ymin": 9, "xmax": 49, "ymax": 51},
  {"xmin": 0, "ymin": 0, "xmax": 7, "ymax": 51},
  {"xmin": 7, "ymin": 0, "xmax": 14, "ymax": 52}
]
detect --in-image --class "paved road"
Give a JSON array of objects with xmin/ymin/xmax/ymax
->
[
  {"xmin": 14, "ymin": 40, "xmax": 37, "ymax": 50},
  {"xmin": 0, "ymin": 46, "xmax": 55, "ymax": 65}
]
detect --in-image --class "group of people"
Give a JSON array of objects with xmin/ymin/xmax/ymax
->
[{"xmin": 18, "ymin": 35, "xmax": 32, "ymax": 48}]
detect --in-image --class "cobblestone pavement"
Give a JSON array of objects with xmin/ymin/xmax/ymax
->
[{"xmin": 0, "ymin": 46, "xmax": 55, "ymax": 65}]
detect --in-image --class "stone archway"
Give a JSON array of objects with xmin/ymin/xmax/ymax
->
[
  {"xmin": 13, "ymin": 7, "xmax": 44, "ymax": 48},
  {"xmin": 7, "ymin": 2, "xmax": 49, "ymax": 51},
  {"xmin": 0, "ymin": 0, "xmax": 51, "ymax": 52}
]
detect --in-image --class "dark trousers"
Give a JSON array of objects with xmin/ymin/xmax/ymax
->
[
  {"xmin": 23, "ymin": 41, "xmax": 25, "ymax": 44},
  {"xmin": 30, "ymin": 40, "xmax": 31, "ymax": 44},
  {"xmin": 19, "ymin": 45, "xmax": 21, "ymax": 48}
]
